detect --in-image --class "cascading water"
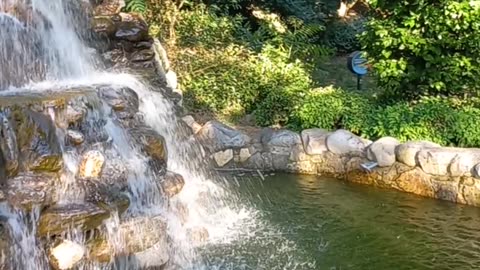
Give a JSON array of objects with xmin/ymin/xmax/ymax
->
[{"xmin": 0, "ymin": 0, "xmax": 255, "ymax": 269}]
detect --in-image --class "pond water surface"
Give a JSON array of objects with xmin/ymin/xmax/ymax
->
[{"xmin": 198, "ymin": 173, "xmax": 480, "ymax": 270}]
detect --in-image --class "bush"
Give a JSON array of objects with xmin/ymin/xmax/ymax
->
[
  {"xmin": 325, "ymin": 17, "xmax": 366, "ymax": 53},
  {"xmin": 360, "ymin": 0, "xmax": 480, "ymax": 100}
]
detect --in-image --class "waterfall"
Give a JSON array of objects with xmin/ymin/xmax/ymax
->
[{"xmin": 0, "ymin": 0, "xmax": 254, "ymax": 269}]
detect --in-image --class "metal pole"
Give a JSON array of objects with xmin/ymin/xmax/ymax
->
[{"xmin": 357, "ymin": 75, "xmax": 362, "ymax": 91}]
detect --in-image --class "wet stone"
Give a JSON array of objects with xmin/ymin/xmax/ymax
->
[
  {"xmin": 6, "ymin": 172, "xmax": 55, "ymax": 209},
  {"xmin": 128, "ymin": 126, "xmax": 168, "ymax": 171},
  {"xmin": 89, "ymin": 216, "xmax": 168, "ymax": 261},
  {"xmin": 0, "ymin": 221, "xmax": 11, "ymax": 269},
  {"xmin": 99, "ymin": 148, "xmax": 129, "ymax": 189},
  {"xmin": 48, "ymin": 240, "xmax": 85, "ymax": 270},
  {"xmin": 66, "ymin": 104, "xmax": 85, "ymax": 124},
  {"xmin": 91, "ymin": 16, "xmax": 116, "ymax": 37},
  {"xmin": 114, "ymin": 21, "xmax": 149, "ymax": 42},
  {"xmin": 130, "ymin": 49, "xmax": 154, "ymax": 62},
  {"xmin": 160, "ymin": 171, "xmax": 185, "ymax": 197},
  {"xmin": 38, "ymin": 203, "xmax": 110, "ymax": 236},
  {"xmin": 78, "ymin": 150, "xmax": 105, "ymax": 178},
  {"xmin": 81, "ymin": 178, "xmax": 130, "ymax": 215},
  {"xmin": 98, "ymin": 86, "xmax": 139, "ymax": 114},
  {"xmin": 66, "ymin": 129, "xmax": 85, "ymax": 145},
  {"xmin": 0, "ymin": 112, "xmax": 19, "ymax": 177},
  {"xmin": 14, "ymin": 109, "xmax": 63, "ymax": 172}
]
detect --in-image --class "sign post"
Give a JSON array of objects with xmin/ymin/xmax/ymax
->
[{"xmin": 347, "ymin": 51, "xmax": 368, "ymax": 90}]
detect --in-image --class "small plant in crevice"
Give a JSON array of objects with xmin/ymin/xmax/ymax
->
[{"xmin": 125, "ymin": 0, "xmax": 147, "ymax": 13}]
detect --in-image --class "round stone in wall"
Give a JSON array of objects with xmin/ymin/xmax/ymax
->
[
  {"xmin": 326, "ymin": 129, "xmax": 367, "ymax": 155},
  {"xmin": 395, "ymin": 141, "xmax": 440, "ymax": 167},
  {"xmin": 366, "ymin": 137, "xmax": 399, "ymax": 167}
]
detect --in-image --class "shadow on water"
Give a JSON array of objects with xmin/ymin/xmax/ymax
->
[{"xmin": 201, "ymin": 173, "xmax": 480, "ymax": 270}]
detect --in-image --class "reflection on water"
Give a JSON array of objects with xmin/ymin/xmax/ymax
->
[{"xmin": 199, "ymin": 173, "xmax": 480, "ymax": 270}]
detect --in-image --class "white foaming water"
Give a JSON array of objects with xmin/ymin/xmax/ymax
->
[
  {"xmin": 0, "ymin": 203, "xmax": 48, "ymax": 269},
  {"xmin": 30, "ymin": 0, "xmax": 95, "ymax": 79}
]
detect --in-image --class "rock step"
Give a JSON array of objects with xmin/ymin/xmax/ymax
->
[{"xmin": 38, "ymin": 203, "xmax": 110, "ymax": 236}]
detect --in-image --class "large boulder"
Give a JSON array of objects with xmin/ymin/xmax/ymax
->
[
  {"xmin": 395, "ymin": 141, "xmax": 440, "ymax": 167},
  {"xmin": 448, "ymin": 151, "xmax": 480, "ymax": 177},
  {"xmin": 262, "ymin": 129, "xmax": 302, "ymax": 155},
  {"xmin": 196, "ymin": 120, "xmax": 251, "ymax": 152},
  {"xmin": 417, "ymin": 147, "xmax": 480, "ymax": 176},
  {"xmin": 366, "ymin": 137, "xmax": 400, "ymax": 167},
  {"xmin": 301, "ymin": 128, "xmax": 330, "ymax": 155},
  {"xmin": 325, "ymin": 129, "xmax": 367, "ymax": 155}
]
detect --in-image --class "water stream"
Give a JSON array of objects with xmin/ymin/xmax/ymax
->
[{"xmin": 0, "ymin": 0, "xmax": 253, "ymax": 268}]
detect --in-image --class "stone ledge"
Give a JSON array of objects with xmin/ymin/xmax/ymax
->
[{"xmin": 184, "ymin": 116, "xmax": 480, "ymax": 207}]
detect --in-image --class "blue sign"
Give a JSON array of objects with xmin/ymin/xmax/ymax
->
[{"xmin": 347, "ymin": 51, "xmax": 368, "ymax": 76}]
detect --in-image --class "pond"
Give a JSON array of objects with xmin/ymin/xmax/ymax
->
[{"xmin": 197, "ymin": 173, "xmax": 480, "ymax": 270}]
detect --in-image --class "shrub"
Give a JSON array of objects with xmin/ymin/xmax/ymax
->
[
  {"xmin": 174, "ymin": 4, "xmax": 245, "ymax": 48},
  {"xmin": 324, "ymin": 17, "xmax": 366, "ymax": 53},
  {"xmin": 360, "ymin": 0, "xmax": 480, "ymax": 100},
  {"xmin": 290, "ymin": 86, "xmax": 374, "ymax": 132},
  {"xmin": 452, "ymin": 106, "xmax": 480, "ymax": 147}
]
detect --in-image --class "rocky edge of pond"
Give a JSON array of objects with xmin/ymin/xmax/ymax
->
[{"xmin": 183, "ymin": 116, "xmax": 480, "ymax": 207}]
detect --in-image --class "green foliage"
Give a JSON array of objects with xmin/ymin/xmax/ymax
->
[
  {"xmin": 143, "ymin": 0, "xmax": 480, "ymax": 147},
  {"xmin": 174, "ymin": 4, "xmax": 245, "ymax": 48},
  {"xmin": 452, "ymin": 106, "xmax": 480, "ymax": 147},
  {"xmin": 360, "ymin": 0, "xmax": 480, "ymax": 100},
  {"xmin": 125, "ymin": 0, "xmax": 147, "ymax": 13},
  {"xmin": 325, "ymin": 17, "xmax": 365, "ymax": 53}
]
